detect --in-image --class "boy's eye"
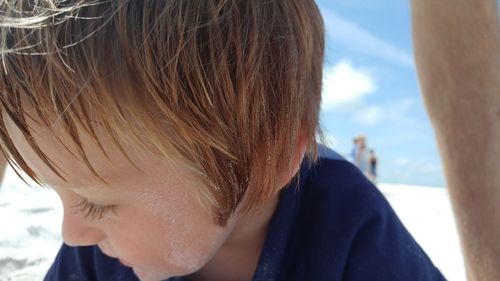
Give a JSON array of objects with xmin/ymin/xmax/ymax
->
[{"xmin": 73, "ymin": 198, "xmax": 116, "ymax": 220}]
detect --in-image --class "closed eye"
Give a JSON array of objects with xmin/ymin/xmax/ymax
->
[{"xmin": 73, "ymin": 198, "xmax": 116, "ymax": 220}]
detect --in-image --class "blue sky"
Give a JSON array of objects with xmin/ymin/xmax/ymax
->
[{"xmin": 316, "ymin": 0, "xmax": 445, "ymax": 187}]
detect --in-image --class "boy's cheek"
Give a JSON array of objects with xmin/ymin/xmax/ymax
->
[
  {"xmin": 110, "ymin": 231, "xmax": 212, "ymax": 278},
  {"xmin": 100, "ymin": 208, "xmax": 198, "ymax": 267},
  {"xmin": 134, "ymin": 219, "xmax": 227, "ymax": 276},
  {"xmin": 106, "ymin": 185, "xmax": 232, "ymax": 274}
]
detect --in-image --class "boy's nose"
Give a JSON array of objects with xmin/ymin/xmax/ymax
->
[{"xmin": 62, "ymin": 212, "xmax": 106, "ymax": 247}]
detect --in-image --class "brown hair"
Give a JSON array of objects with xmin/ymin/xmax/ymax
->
[{"xmin": 0, "ymin": 0, "xmax": 325, "ymax": 225}]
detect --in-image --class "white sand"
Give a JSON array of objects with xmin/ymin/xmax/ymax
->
[
  {"xmin": 379, "ymin": 184, "xmax": 465, "ymax": 281},
  {"xmin": 0, "ymin": 169, "xmax": 62, "ymax": 281},
  {"xmin": 0, "ymin": 168, "xmax": 465, "ymax": 280}
]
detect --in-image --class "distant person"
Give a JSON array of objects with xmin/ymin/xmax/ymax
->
[
  {"xmin": 354, "ymin": 135, "xmax": 370, "ymax": 176},
  {"xmin": 368, "ymin": 149, "xmax": 378, "ymax": 184},
  {"xmin": 349, "ymin": 137, "xmax": 358, "ymax": 163}
]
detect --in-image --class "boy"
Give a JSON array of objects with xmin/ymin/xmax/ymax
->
[{"xmin": 0, "ymin": 1, "xmax": 444, "ymax": 280}]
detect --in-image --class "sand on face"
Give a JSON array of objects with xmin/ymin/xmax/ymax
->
[{"xmin": 0, "ymin": 167, "xmax": 464, "ymax": 281}]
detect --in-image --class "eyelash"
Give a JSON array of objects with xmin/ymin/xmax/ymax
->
[{"xmin": 74, "ymin": 199, "xmax": 116, "ymax": 220}]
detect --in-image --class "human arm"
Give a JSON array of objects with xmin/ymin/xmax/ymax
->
[{"xmin": 411, "ymin": 1, "xmax": 500, "ymax": 280}]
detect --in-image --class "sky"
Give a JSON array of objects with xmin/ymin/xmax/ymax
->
[{"xmin": 315, "ymin": 0, "xmax": 446, "ymax": 187}]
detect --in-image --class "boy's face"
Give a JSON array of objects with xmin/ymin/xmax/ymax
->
[{"xmin": 4, "ymin": 113, "xmax": 236, "ymax": 281}]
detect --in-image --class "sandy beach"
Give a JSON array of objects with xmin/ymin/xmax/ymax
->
[
  {"xmin": 0, "ymin": 168, "xmax": 465, "ymax": 280},
  {"xmin": 379, "ymin": 184, "xmax": 465, "ymax": 281},
  {"xmin": 0, "ymin": 170, "xmax": 62, "ymax": 281}
]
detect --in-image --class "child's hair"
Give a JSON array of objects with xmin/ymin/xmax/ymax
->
[{"xmin": 0, "ymin": 0, "xmax": 325, "ymax": 225}]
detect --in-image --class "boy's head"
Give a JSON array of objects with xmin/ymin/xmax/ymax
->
[
  {"xmin": 0, "ymin": 0, "xmax": 324, "ymax": 278},
  {"xmin": 0, "ymin": 0, "xmax": 324, "ymax": 223}
]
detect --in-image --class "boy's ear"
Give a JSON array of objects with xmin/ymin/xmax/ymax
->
[{"xmin": 278, "ymin": 134, "xmax": 307, "ymax": 189}]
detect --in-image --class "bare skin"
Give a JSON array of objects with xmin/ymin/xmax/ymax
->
[{"xmin": 412, "ymin": 1, "xmax": 500, "ymax": 280}]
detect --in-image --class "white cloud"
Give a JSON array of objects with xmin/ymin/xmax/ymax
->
[
  {"xmin": 395, "ymin": 157, "xmax": 411, "ymax": 166},
  {"xmin": 321, "ymin": 59, "xmax": 377, "ymax": 111},
  {"xmin": 355, "ymin": 105, "xmax": 384, "ymax": 126},
  {"xmin": 321, "ymin": 9, "xmax": 415, "ymax": 68},
  {"xmin": 354, "ymin": 98, "xmax": 420, "ymax": 128},
  {"xmin": 384, "ymin": 98, "xmax": 425, "ymax": 128}
]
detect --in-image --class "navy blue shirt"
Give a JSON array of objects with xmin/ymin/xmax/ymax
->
[{"xmin": 45, "ymin": 147, "xmax": 446, "ymax": 281}]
